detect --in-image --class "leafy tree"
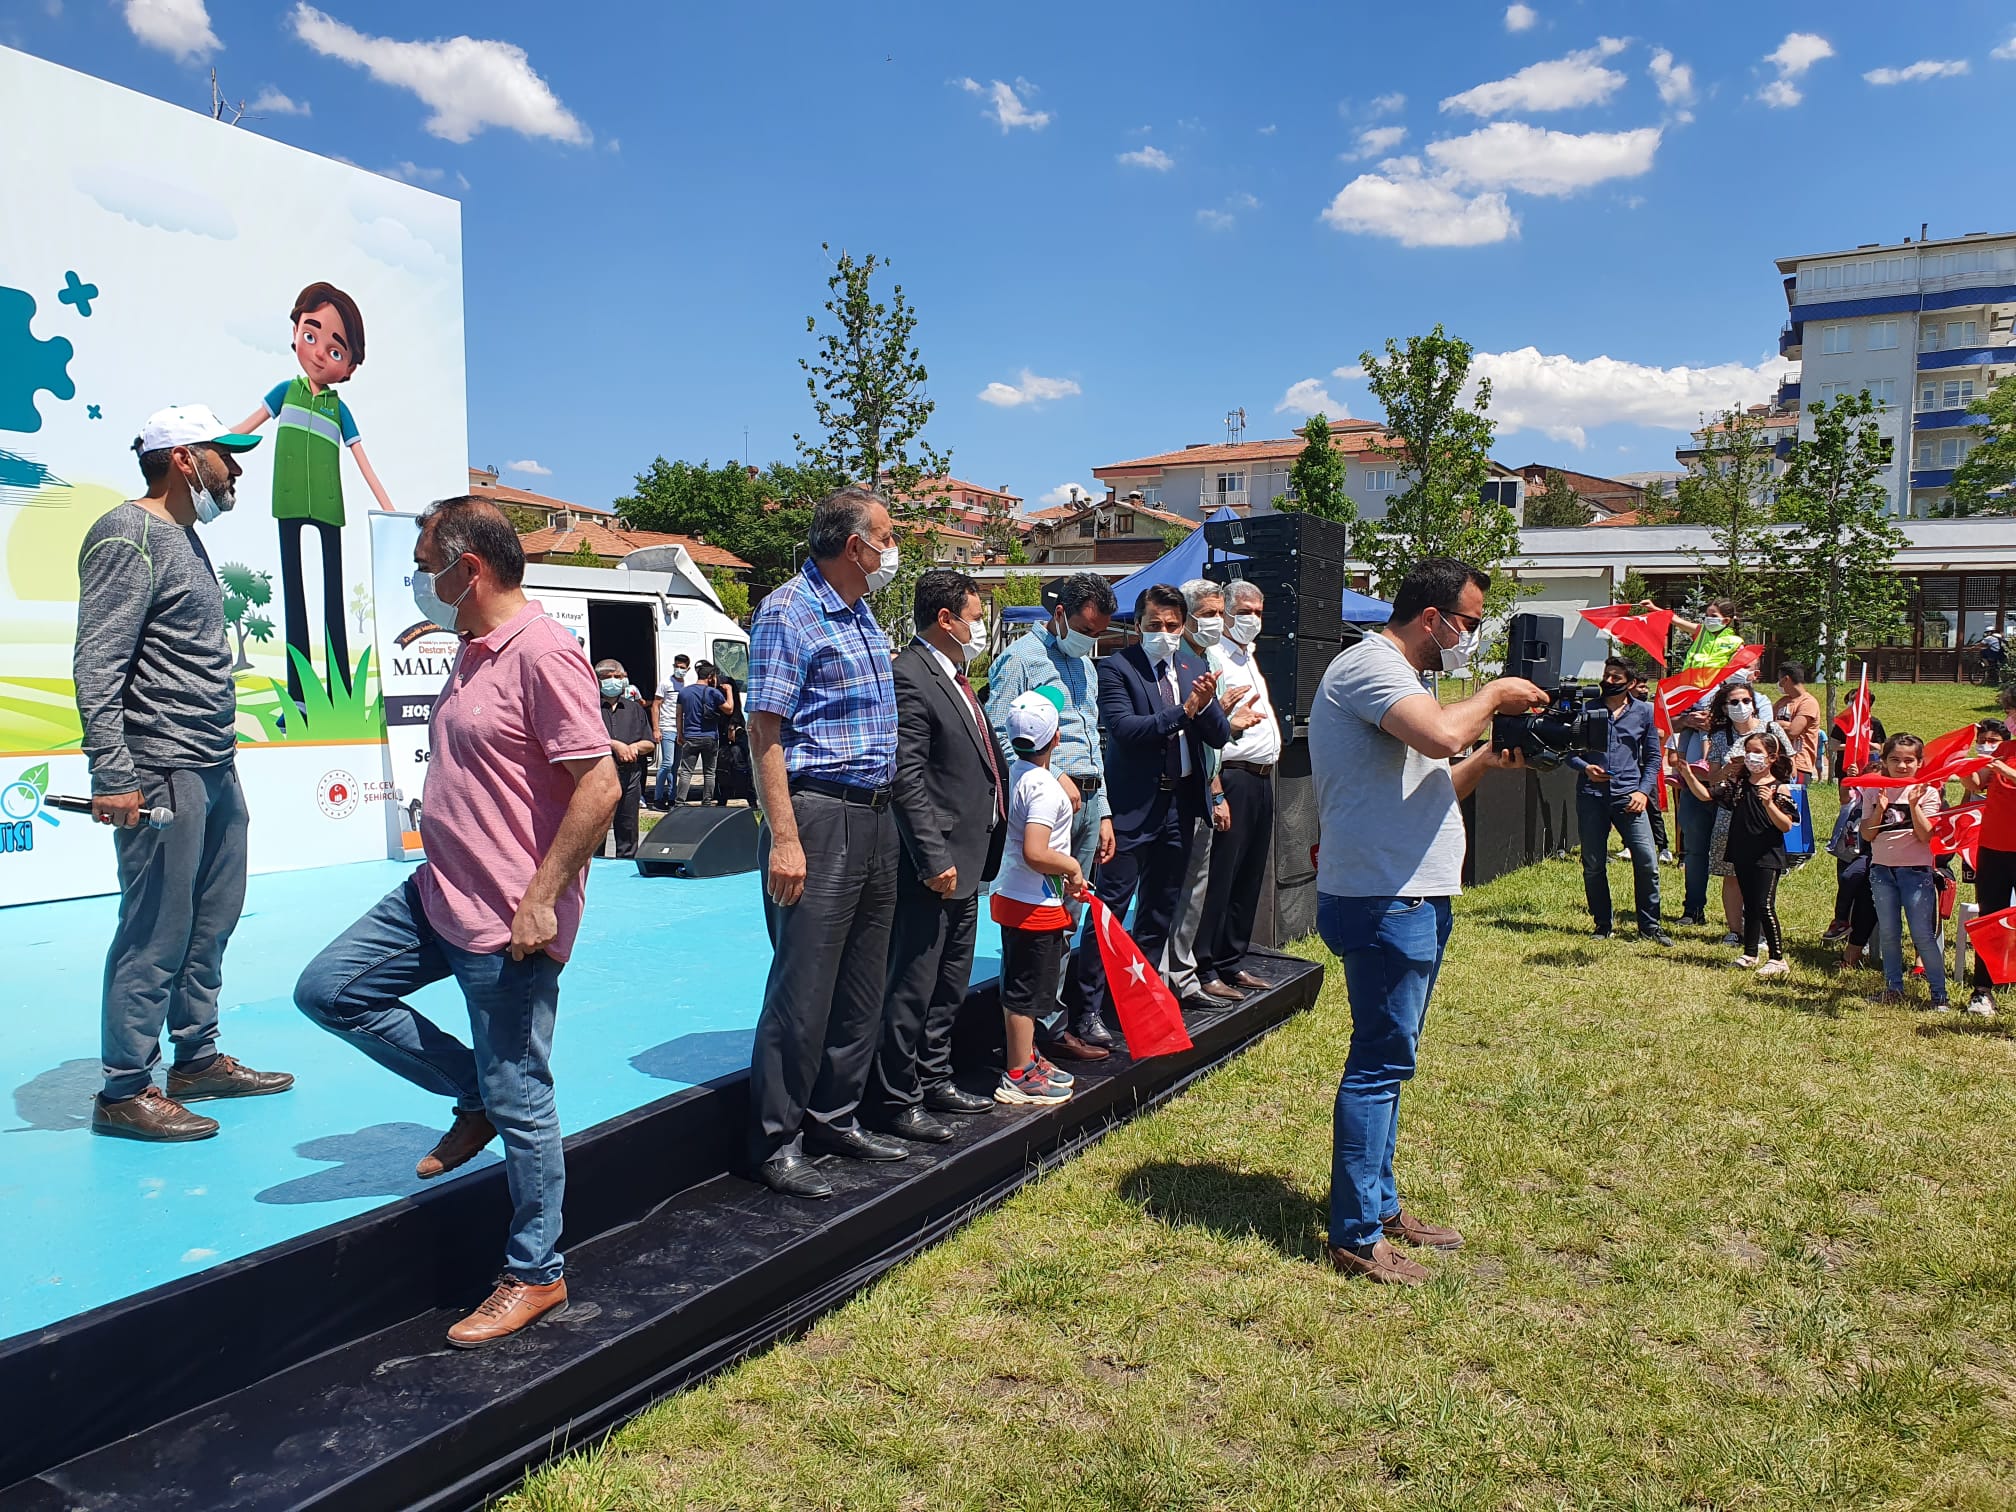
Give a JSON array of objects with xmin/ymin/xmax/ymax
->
[
  {"xmin": 997, "ymin": 571, "xmax": 1046, "ymax": 608},
  {"xmin": 615, "ymin": 458, "xmax": 812, "ymax": 593},
  {"xmin": 707, "ymin": 568, "xmax": 751, "ymax": 621},
  {"xmin": 1280, "ymin": 413, "xmax": 1355, "ymax": 523},
  {"xmin": 1349, "ymin": 324, "xmax": 1522, "ymax": 615},
  {"xmin": 978, "ymin": 488, "xmax": 1024, "ymax": 561},
  {"xmin": 1760, "ymin": 392, "xmax": 1908, "ymax": 726},
  {"xmin": 218, "ymin": 562, "xmax": 274, "ymax": 671},
  {"xmin": 1524, "ymin": 469, "xmax": 1595, "ymax": 527},
  {"xmin": 495, "ymin": 502, "xmax": 549, "ymax": 535},
  {"xmin": 1161, "ymin": 520, "xmax": 1194, "ymax": 553},
  {"xmin": 796, "ymin": 245, "xmax": 950, "ymax": 505},
  {"xmin": 556, "ymin": 538, "xmax": 603, "ymax": 568},
  {"xmin": 1670, "ymin": 407, "xmax": 1777, "ymax": 605},
  {"xmin": 1004, "ymin": 535, "xmax": 1029, "ymax": 565},
  {"xmin": 1946, "ymin": 375, "xmax": 2016, "ymax": 515}
]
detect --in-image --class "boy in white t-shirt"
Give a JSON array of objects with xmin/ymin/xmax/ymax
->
[{"xmin": 992, "ymin": 691, "xmax": 1090, "ymax": 1105}]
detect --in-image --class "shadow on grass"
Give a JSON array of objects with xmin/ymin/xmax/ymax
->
[{"xmin": 1117, "ymin": 1160, "xmax": 1329, "ymax": 1262}]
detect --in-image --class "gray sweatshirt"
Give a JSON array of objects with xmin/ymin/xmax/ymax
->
[{"xmin": 73, "ymin": 502, "xmax": 238, "ymax": 794}]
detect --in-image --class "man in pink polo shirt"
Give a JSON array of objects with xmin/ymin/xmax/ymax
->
[{"xmin": 295, "ymin": 496, "xmax": 619, "ymax": 1348}]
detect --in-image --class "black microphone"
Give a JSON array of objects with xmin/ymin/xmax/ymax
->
[{"xmin": 46, "ymin": 794, "xmax": 175, "ymax": 829}]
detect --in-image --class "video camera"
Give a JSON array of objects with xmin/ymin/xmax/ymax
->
[{"xmin": 1488, "ymin": 612, "xmax": 1612, "ymax": 771}]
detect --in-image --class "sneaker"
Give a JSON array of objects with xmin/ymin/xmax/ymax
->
[
  {"xmin": 996, "ymin": 1062, "xmax": 1071, "ymax": 1106},
  {"xmin": 1928, "ymin": 999, "xmax": 1953, "ymax": 1013},
  {"xmin": 1590, "ymin": 927, "xmax": 1614, "ymax": 941},
  {"xmin": 1721, "ymin": 932, "xmax": 1743, "ymax": 947},
  {"xmin": 1911, "ymin": 961, "xmax": 1926, "ymax": 979},
  {"xmin": 1030, "ymin": 1053, "xmax": 1074, "ymax": 1089},
  {"xmin": 1640, "ymin": 928, "xmax": 1675, "ymax": 947},
  {"xmin": 1679, "ymin": 912, "xmax": 1706, "ymax": 928},
  {"xmin": 1967, "ymin": 993, "xmax": 1999, "ymax": 1018},
  {"xmin": 1732, "ymin": 955, "xmax": 1757, "ymax": 969},
  {"xmin": 1821, "ymin": 920, "xmax": 1850, "ymax": 943},
  {"xmin": 1755, "ymin": 959, "xmax": 1790, "ymax": 979},
  {"xmin": 1658, "ymin": 849, "xmax": 1677, "ymax": 865}
]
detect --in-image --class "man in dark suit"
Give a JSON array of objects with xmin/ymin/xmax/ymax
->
[
  {"xmin": 1062, "ymin": 582, "xmax": 1232, "ymax": 1033},
  {"xmin": 866, "ymin": 569, "xmax": 1014, "ymax": 1142}
]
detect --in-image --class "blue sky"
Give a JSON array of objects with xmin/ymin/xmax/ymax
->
[{"xmin": 7, "ymin": 0, "xmax": 2015, "ymax": 510}]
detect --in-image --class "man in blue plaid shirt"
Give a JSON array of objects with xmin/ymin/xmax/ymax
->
[{"xmin": 744, "ymin": 487, "xmax": 909, "ymax": 1198}]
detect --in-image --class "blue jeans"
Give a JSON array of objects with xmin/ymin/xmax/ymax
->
[
  {"xmin": 1676, "ymin": 788, "xmax": 1716, "ymax": 920},
  {"xmin": 1577, "ymin": 789, "xmax": 1661, "ymax": 935},
  {"xmin": 1871, "ymin": 863, "xmax": 1947, "ymax": 1001},
  {"xmin": 294, "ymin": 877, "xmax": 567, "ymax": 1283},
  {"xmin": 1318, "ymin": 893, "xmax": 1453, "ymax": 1252},
  {"xmin": 652, "ymin": 738, "xmax": 680, "ymax": 806}
]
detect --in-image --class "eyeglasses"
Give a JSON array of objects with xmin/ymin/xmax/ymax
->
[{"xmin": 1439, "ymin": 610, "xmax": 1483, "ymax": 635}]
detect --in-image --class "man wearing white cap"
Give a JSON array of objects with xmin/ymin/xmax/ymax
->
[{"xmin": 76, "ymin": 405, "xmax": 295, "ymax": 1142}]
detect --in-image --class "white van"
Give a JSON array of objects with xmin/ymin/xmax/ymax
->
[{"xmin": 522, "ymin": 546, "xmax": 750, "ymax": 700}]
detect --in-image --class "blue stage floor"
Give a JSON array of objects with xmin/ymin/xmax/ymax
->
[{"xmin": 2, "ymin": 857, "xmax": 1001, "ymax": 1341}]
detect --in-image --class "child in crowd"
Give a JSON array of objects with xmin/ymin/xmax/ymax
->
[
  {"xmin": 1861, "ymin": 734, "xmax": 1951, "ymax": 1010},
  {"xmin": 991, "ymin": 691, "xmax": 1089, "ymax": 1106},
  {"xmin": 1704, "ymin": 677, "xmax": 1796, "ymax": 945},
  {"xmin": 1672, "ymin": 733, "xmax": 1799, "ymax": 976},
  {"xmin": 1826, "ymin": 780, "xmax": 1878, "ymax": 971}
]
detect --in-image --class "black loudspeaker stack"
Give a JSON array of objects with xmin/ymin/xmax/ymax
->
[
  {"xmin": 635, "ymin": 806, "xmax": 762, "ymax": 878},
  {"xmin": 1202, "ymin": 510, "xmax": 1354, "ymax": 724}
]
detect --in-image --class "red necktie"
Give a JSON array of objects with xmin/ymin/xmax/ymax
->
[{"xmin": 955, "ymin": 670, "xmax": 1006, "ymax": 821}]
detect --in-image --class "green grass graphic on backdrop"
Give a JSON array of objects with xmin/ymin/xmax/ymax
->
[{"xmin": 238, "ymin": 646, "xmax": 384, "ymax": 742}]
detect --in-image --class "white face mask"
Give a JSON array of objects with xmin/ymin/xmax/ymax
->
[
  {"xmin": 1189, "ymin": 615, "xmax": 1223, "ymax": 648},
  {"xmin": 955, "ymin": 616, "xmax": 987, "ymax": 662},
  {"xmin": 1227, "ymin": 612, "xmax": 1262, "ymax": 645},
  {"xmin": 1054, "ymin": 614, "xmax": 1097, "ymax": 658},
  {"xmin": 1727, "ymin": 700, "xmax": 1754, "ymax": 720},
  {"xmin": 1141, "ymin": 629, "xmax": 1184, "ymax": 663},
  {"xmin": 1744, "ymin": 751, "xmax": 1770, "ymax": 773},
  {"xmin": 858, "ymin": 536, "xmax": 900, "ymax": 593},
  {"xmin": 1701, "ymin": 615, "xmax": 1725, "ymax": 633},
  {"xmin": 186, "ymin": 453, "xmax": 235, "ymax": 525},
  {"xmin": 1432, "ymin": 612, "xmax": 1478, "ymax": 674},
  {"xmin": 413, "ymin": 558, "xmax": 471, "ymax": 631}
]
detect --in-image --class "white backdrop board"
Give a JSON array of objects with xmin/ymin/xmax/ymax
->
[{"xmin": 0, "ymin": 46, "xmax": 468, "ymax": 905}]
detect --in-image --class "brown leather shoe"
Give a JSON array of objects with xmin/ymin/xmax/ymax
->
[
  {"xmin": 1047, "ymin": 1030, "xmax": 1111, "ymax": 1062},
  {"xmin": 416, "ymin": 1106, "xmax": 496, "ymax": 1180},
  {"xmin": 1200, "ymin": 980, "xmax": 1245, "ymax": 1003},
  {"xmin": 92, "ymin": 1086, "xmax": 219, "ymax": 1142},
  {"xmin": 446, "ymin": 1275, "xmax": 568, "ymax": 1348},
  {"xmin": 166, "ymin": 1054, "xmax": 294, "ymax": 1102},
  {"xmin": 1383, "ymin": 1209, "xmax": 1465, "ymax": 1250},
  {"xmin": 1228, "ymin": 970, "xmax": 1270, "ymax": 991},
  {"xmin": 1330, "ymin": 1238, "xmax": 1429, "ymax": 1285}
]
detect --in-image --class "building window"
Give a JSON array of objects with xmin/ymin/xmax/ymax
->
[
  {"xmin": 1138, "ymin": 487, "xmax": 1161, "ymax": 506},
  {"xmin": 1364, "ymin": 469, "xmax": 1394, "ymax": 492},
  {"xmin": 1940, "ymin": 438, "xmax": 1970, "ymax": 468},
  {"xmin": 1819, "ymin": 326, "xmax": 1851, "ymax": 355},
  {"xmin": 1867, "ymin": 320, "xmax": 1900, "ymax": 350},
  {"xmin": 1215, "ymin": 471, "xmax": 1246, "ymax": 495},
  {"xmin": 1077, "ymin": 520, "xmax": 1095, "ymax": 539},
  {"xmin": 1948, "ymin": 321, "xmax": 1979, "ymax": 348},
  {"xmin": 1116, "ymin": 510, "xmax": 1136, "ymax": 534}
]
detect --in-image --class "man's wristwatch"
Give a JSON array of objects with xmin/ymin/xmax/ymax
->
[{"xmin": 1211, "ymin": 792, "xmax": 1228, "ymax": 807}]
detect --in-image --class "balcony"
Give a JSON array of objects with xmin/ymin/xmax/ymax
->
[
  {"xmin": 1911, "ymin": 469, "xmax": 1957, "ymax": 489},
  {"xmin": 1779, "ymin": 321, "xmax": 1802, "ymax": 358},
  {"xmin": 1918, "ymin": 344, "xmax": 2016, "ymax": 371},
  {"xmin": 1913, "ymin": 408, "xmax": 1986, "ymax": 431},
  {"xmin": 1213, "ymin": 489, "xmax": 1249, "ymax": 510}
]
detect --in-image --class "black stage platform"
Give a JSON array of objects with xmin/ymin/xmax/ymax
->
[{"xmin": 0, "ymin": 951, "xmax": 1322, "ymax": 1512}]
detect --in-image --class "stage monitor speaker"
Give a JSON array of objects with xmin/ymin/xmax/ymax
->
[
  {"xmin": 1504, "ymin": 612, "xmax": 1564, "ymax": 688},
  {"xmin": 1204, "ymin": 560, "xmax": 1350, "ymax": 640},
  {"xmin": 635, "ymin": 806, "xmax": 761, "ymax": 878},
  {"xmin": 1203, "ymin": 512, "xmax": 1349, "ymax": 562},
  {"xmin": 1251, "ymin": 633, "xmax": 1347, "ymax": 724}
]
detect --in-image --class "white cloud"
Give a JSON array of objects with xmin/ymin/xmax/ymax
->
[
  {"xmin": 1332, "ymin": 364, "xmax": 1366, "ymax": 381},
  {"xmin": 381, "ymin": 160, "xmax": 445, "ymax": 185},
  {"xmin": 1117, "ymin": 144, "xmax": 1174, "ymax": 171},
  {"xmin": 1759, "ymin": 32, "xmax": 1833, "ymax": 107},
  {"xmin": 1469, "ymin": 347, "xmax": 1781, "ymax": 447},
  {"xmin": 1258, "ymin": 123, "xmax": 1278, "ymax": 135},
  {"xmin": 957, "ymin": 76, "xmax": 1050, "ymax": 131},
  {"xmin": 1345, "ymin": 124, "xmax": 1408, "ymax": 159},
  {"xmin": 1369, "ymin": 92, "xmax": 1406, "ymax": 115},
  {"xmin": 1039, "ymin": 483, "xmax": 1099, "ymax": 506},
  {"xmin": 288, "ymin": 4, "xmax": 589, "ymax": 144},
  {"xmin": 1320, "ymin": 168, "xmax": 1518, "ymax": 247},
  {"xmin": 122, "ymin": 0, "xmax": 219, "ymax": 62},
  {"xmin": 1504, "ymin": 3, "xmax": 1537, "ymax": 32},
  {"xmin": 180, "ymin": 1248, "xmax": 218, "ymax": 1263},
  {"xmin": 1427, "ymin": 122, "xmax": 1661, "ymax": 196},
  {"xmin": 1197, "ymin": 208, "xmax": 1235, "ymax": 231},
  {"xmin": 978, "ymin": 370, "xmax": 1082, "ymax": 408},
  {"xmin": 505, "ymin": 459, "xmax": 551, "ymax": 476},
  {"xmin": 1648, "ymin": 49, "xmax": 1695, "ymax": 117},
  {"xmin": 1276, "ymin": 379, "xmax": 1350, "ymax": 417},
  {"xmin": 1864, "ymin": 59, "xmax": 1969, "ymax": 85},
  {"xmin": 250, "ymin": 86, "xmax": 309, "ymax": 116},
  {"xmin": 1995, "ymin": 30, "xmax": 2016, "ymax": 62},
  {"xmin": 1230, "ymin": 191, "xmax": 1261, "ymax": 209},
  {"xmin": 1441, "ymin": 38, "xmax": 1629, "ymax": 116}
]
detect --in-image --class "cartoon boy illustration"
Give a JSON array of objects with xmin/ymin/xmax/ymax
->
[{"xmin": 236, "ymin": 282, "xmax": 393, "ymax": 705}]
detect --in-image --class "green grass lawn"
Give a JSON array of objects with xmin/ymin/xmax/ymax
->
[{"xmin": 508, "ymin": 680, "xmax": 2016, "ymax": 1512}]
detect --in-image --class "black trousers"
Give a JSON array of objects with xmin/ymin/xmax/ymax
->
[
  {"xmin": 868, "ymin": 866, "xmax": 979, "ymax": 1114},
  {"xmin": 748, "ymin": 792, "xmax": 898, "ymax": 1164},
  {"xmin": 1064, "ymin": 795, "xmax": 1189, "ymax": 1023},
  {"xmin": 610, "ymin": 762, "xmax": 642, "ymax": 858},
  {"xmin": 1735, "ymin": 861, "xmax": 1784, "ymax": 961},
  {"xmin": 1836, "ymin": 852, "xmax": 1877, "ymax": 948},
  {"xmin": 1648, "ymin": 803, "xmax": 1670, "ymax": 853},
  {"xmin": 278, "ymin": 516, "xmax": 349, "ymax": 707},
  {"xmin": 1972, "ymin": 846, "xmax": 2016, "ymax": 990},
  {"xmin": 1202, "ymin": 767, "xmax": 1273, "ymax": 982}
]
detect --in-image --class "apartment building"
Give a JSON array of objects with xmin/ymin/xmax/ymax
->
[
  {"xmin": 1090, "ymin": 421, "xmax": 1413, "ymax": 522},
  {"xmin": 1776, "ymin": 230, "xmax": 2016, "ymax": 516}
]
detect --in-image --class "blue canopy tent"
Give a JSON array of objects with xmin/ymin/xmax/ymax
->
[
  {"xmin": 1109, "ymin": 507, "xmax": 1242, "ymax": 620},
  {"xmin": 1000, "ymin": 606, "xmax": 1050, "ymax": 624},
  {"xmin": 1341, "ymin": 587, "xmax": 1392, "ymax": 623}
]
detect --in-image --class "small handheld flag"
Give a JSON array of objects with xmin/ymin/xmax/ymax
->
[
  {"xmin": 1930, "ymin": 802, "xmax": 1985, "ymax": 869},
  {"xmin": 1966, "ymin": 905, "xmax": 2016, "ymax": 985},
  {"xmin": 1579, "ymin": 605, "xmax": 1675, "ymax": 667},
  {"xmin": 1085, "ymin": 896, "xmax": 1193, "ymax": 1059}
]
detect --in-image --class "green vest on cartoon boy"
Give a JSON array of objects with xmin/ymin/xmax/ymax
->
[{"xmin": 235, "ymin": 282, "xmax": 394, "ymax": 708}]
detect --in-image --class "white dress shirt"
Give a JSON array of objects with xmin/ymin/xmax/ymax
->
[
  {"xmin": 1154, "ymin": 658, "xmax": 1194, "ymax": 778},
  {"xmin": 1217, "ymin": 641, "xmax": 1282, "ymax": 765}
]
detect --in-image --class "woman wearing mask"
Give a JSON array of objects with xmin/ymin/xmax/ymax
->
[
  {"xmin": 1859, "ymin": 734, "xmax": 1949, "ymax": 1010},
  {"xmin": 1703, "ymin": 678, "xmax": 1795, "ymax": 944},
  {"xmin": 1641, "ymin": 597, "xmax": 1744, "ymax": 671},
  {"xmin": 1671, "ymin": 733, "xmax": 1799, "ymax": 976}
]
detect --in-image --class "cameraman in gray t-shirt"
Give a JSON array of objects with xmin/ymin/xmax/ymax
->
[{"xmin": 1308, "ymin": 557, "xmax": 1543, "ymax": 1286}]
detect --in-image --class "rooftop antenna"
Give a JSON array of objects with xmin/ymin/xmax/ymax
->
[
  {"xmin": 209, "ymin": 68, "xmax": 255, "ymax": 126},
  {"xmin": 1224, "ymin": 406, "xmax": 1246, "ymax": 444}
]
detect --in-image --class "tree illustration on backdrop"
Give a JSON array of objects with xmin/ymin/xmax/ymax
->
[{"xmin": 219, "ymin": 562, "xmax": 275, "ymax": 672}]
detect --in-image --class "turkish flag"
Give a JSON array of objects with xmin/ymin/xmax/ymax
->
[
  {"xmin": 1653, "ymin": 645, "xmax": 1764, "ymax": 739},
  {"xmin": 1930, "ymin": 802, "xmax": 1985, "ymax": 868},
  {"xmin": 1840, "ymin": 676, "xmax": 1873, "ymax": 776},
  {"xmin": 1085, "ymin": 896, "xmax": 1194, "ymax": 1059},
  {"xmin": 1580, "ymin": 605, "xmax": 1675, "ymax": 667},
  {"xmin": 1966, "ymin": 905, "xmax": 2016, "ymax": 984},
  {"xmin": 1841, "ymin": 725, "xmax": 1990, "ymax": 790}
]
